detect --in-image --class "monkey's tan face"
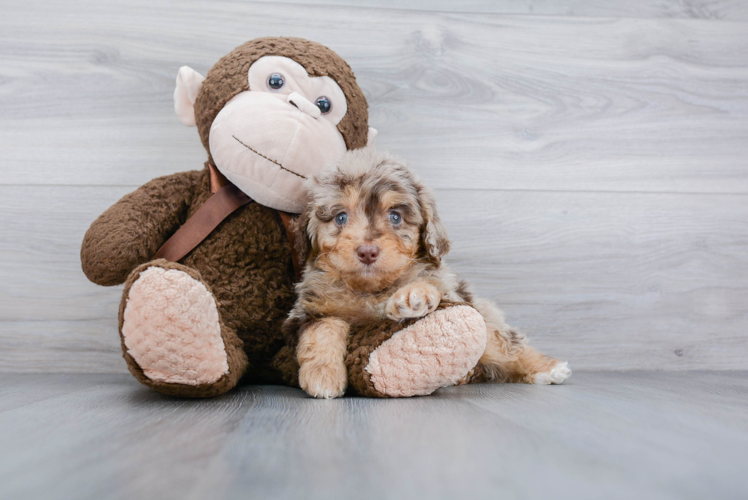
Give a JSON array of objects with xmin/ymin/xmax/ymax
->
[
  {"xmin": 309, "ymin": 184, "xmax": 423, "ymax": 292},
  {"xmin": 208, "ymin": 56, "xmax": 349, "ymax": 213}
]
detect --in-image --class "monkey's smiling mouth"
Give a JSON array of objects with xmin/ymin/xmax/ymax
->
[{"xmin": 232, "ymin": 135, "xmax": 307, "ymax": 179}]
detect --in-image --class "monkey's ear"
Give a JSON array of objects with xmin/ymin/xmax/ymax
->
[
  {"xmin": 418, "ymin": 184, "xmax": 450, "ymax": 267},
  {"xmin": 174, "ymin": 66, "xmax": 205, "ymax": 127},
  {"xmin": 367, "ymin": 127, "xmax": 378, "ymax": 147}
]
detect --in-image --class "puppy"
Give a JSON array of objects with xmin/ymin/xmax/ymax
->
[{"xmin": 286, "ymin": 148, "xmax": 571, "ymax": 398}]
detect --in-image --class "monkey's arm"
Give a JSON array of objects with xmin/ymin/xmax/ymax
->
[{"xmin": 81, "ymin": 170, "xmax": 201, "ymax": 286}]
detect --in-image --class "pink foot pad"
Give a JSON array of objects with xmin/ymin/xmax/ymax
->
[
  {"xmin": 365, "ymin": 305, "xmax": 487, "ymax": 397},
  {"xmin": 122, "ymin": 267, "xmax": 229, "ymax": 386}
]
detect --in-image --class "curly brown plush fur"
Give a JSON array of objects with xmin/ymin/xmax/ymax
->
[
  {"xmin": 195, "ymin": 37, "xmax": 369, "ymax": 155},
  {"xmin": 82, "ymin": 166, "xmax": 296, "ymax": 389}
]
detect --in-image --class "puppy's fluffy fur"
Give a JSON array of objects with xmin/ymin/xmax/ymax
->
[{"xmin": 287, "ymin": 149, "xmax": 570, "ymax": 398}]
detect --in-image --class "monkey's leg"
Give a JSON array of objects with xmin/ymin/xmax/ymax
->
[
  {"xmin": 471, "ymin": 297, "xmax": 571, "ymax": 385},
  {"xmin": 119, "ymin": 260, "xmax": 248, "ymax": 397},
  {"xmin": 346, "ymin": 302, "xmax": 487, "ymax": 398}
]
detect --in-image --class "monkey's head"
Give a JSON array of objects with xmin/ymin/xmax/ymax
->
[{"xmin": 174, "ymin": 37, "xmax": 376, "ymax": 213}]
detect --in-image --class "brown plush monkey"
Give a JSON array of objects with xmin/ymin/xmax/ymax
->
[{"xmin": 81, "ymin": 37, "xmax": 486, "ymax": 398}]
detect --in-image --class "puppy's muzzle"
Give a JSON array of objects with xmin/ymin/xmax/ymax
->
[{"xmin": 356, "ymin": 244, "xmax": 380, "ymax": 265}]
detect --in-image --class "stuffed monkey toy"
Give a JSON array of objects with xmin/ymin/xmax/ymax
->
[{"xmin": 81, "ymin": 37, "xmax": 487, "ymax": 398}]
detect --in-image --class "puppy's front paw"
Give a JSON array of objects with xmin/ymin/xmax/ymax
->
[
  {"xmin": 299, "ymin": 362, "xmax": 347, "ymax": 399},
  {"xmin": 386, "ymin": 282, "xmax": 441, "ymax": 321},
  {"xmin": 533, "ymin": 361, "xmax": 571, "ymax": 385}
]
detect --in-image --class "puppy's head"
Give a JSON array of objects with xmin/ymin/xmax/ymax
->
[{"xmin": 298, "ymin": 148, "xmax": 449, "ymax": 291}]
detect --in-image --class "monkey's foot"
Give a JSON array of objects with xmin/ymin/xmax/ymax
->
[
  {"xmin": 364, "ymin": 305, "xmax": 487, "ymax": 397},
  {"xmin": 122, "ymin": 266, "xmax": 230, "ymax": 387}
]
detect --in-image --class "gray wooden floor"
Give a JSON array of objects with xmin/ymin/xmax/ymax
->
[{"xmin": 0, "ymin": 372, "xmax": 746, "ymax": 500}]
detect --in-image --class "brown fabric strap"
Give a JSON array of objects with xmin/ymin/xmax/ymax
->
[
  {"xmin": 155, "ymin": 164, "xmax": 304, "ymax": 283},
  {"xmin": 154, "ymin": 182, "xmax": 253, "ymax": 262},
  {"xmin": 208, "ymin": 163, "xmax": 228, "ymax": 194},
  {"xmin": 277, "ymin": 210, "xmax": 303, "ymax": 283}
]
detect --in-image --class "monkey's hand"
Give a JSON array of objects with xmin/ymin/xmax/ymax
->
[
  {"xmin": 385, "ymin": 281, "xmax": 441, "ymax": 321},
  {"xmin": 81, "ymin": 171, "xmax": 198, "ymax": 286}
]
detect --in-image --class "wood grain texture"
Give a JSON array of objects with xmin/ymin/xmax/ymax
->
[
  {"xmin": 1, "ymin": 1, "xmax": 748, "ymax": 193},
  {"xmin": 0, "ymin": 373, "xmax": 127, "ymax": 412},
  {"xmin": 0, "ymin": 372, "xmax": 746, "ymax": 500},
  {"xmin": 268, "ymin": 0, "xmax": 748, "ymax": 21},
  {"xmin": 1, "ymin": 185, "xmax": 746, "ymax": 372}
]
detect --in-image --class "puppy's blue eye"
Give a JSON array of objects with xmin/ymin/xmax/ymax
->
[
  {"xmin": 335, "ymin": 212, "xmax": 348, "ymax": 225},
  {"xmin": 267, "ymin": 73, "xmax": 285, "ymax": 91},
  {"xmin": 315, "ymin": 96, "xmax": 332, "ymax": 114},
  {"xmin": 389, "ymin": 211, "xmax": 402, "ymax": 224}
]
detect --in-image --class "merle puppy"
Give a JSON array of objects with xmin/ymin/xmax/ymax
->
[{"xmin": 286, "ymin": 149, "xmax": 570, "ymax": 398}]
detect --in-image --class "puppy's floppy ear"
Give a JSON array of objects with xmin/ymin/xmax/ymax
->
[{"xmin": 417, "ymin": 183, "xmax": 450, "ymax": 266}]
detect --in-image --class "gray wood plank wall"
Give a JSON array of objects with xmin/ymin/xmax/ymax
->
[{"xmin": 1, "ymin": 0, "xmax": 747, "ymax": 373}]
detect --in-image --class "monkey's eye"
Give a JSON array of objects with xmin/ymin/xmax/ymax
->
[
  {"xmin": 267, "ymin": 73, "xmax": 285, "ymax": 91},
  {"xmin": 335, "ymin": 212, "xmax": 348, "ymax": 226},
  {"xmin": 389, "ymin": 211, "xmax": 402, "ymax": 225},
  {"xmin": 315, "ymin": 96, "xmax": 332, "ymax": 114}
]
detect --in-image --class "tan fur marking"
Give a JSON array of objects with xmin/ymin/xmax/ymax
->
[
  {"xmin": 297, "ymin": 317, "xmax": 350, "ymax": 398},
  {"xmin": 312, "ymin": 183, "xmax": 419, "ymax": 293}
]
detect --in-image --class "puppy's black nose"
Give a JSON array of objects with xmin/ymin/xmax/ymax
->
[{"xmin": 356, "ymin": 244, "xmax": 380, "ymax": 265}]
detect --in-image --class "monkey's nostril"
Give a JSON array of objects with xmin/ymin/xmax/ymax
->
[
  {"xmin": 288, "ymin": 101, "xmax": 299, "ymax": 109},
  {"xmin": 287, "ymin": 92, "xmax": 321, "ymax": 118},
  {"xmin": 356, "ymin": 244, "xmax": 380, "ymax": 265}
]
